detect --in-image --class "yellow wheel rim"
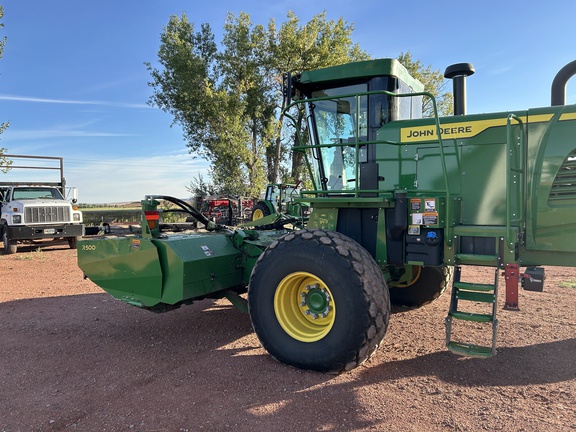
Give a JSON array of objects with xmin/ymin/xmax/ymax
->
[
  {"xmin": 253, "ymin": 208, "xmax": 264, "ymax": 220},
  {"xmin": 274, "ymin": 272, "xmax": 335, "ymax": 342},
  {"xmin": 391, "ymin": 265, "xmax": 422, "ymax": 288}
]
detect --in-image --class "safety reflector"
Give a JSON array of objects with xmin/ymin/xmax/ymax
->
[
  {"xmin": 144, "ymin": 211, "xmax": 159, "ymax": 230},
  {"xmin": 144, "ymin": 211, "xmax": 160, "ymax": 221}
]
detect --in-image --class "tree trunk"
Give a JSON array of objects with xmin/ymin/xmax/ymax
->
[
  {"xmin": 290, "ymin": 108, "xmax": 307, "ymax": 180},
  {"xmin": 271, "ymin": 94, "xmax": 287, "ymax": 183}
]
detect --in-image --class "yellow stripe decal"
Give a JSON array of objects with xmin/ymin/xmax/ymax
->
[
  {"xmin": 400, "ymin": 114, "xmax": 556, "ymax": 143},
  {"xmin": 560, "ymin": 112, "xmax": 576, "ymax": 121},
  {"xmin": 400, "ymin": 118, "xmax": 507, "ymax": 142},
  {"xmin": 527, "ymin": 114, "xmax": 554, "ymax": 123}
]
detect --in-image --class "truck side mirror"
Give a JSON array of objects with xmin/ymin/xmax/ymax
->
[{"xmin": 67, "ymin": 187, "xmax": 78, "ymax": 203}]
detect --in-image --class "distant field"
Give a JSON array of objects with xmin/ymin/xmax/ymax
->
[
  {"xmin": 81, "ymin": 207, "xmax": 190, "ymax": 225},
  {"xmin": 80, "ymin": 208, "xmax": 141, "ymax": 225}
]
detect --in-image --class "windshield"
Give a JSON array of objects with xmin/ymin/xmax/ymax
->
[
  {"xmin": 309, "ymin": 84, "xmax": 368, "ymax": 192},
  {"xmin": 12, "ymin": 187, "xmax": 64, "ymax": 200}
]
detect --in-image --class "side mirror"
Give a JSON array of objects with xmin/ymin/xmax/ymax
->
[
  {"xmin": 67, "ymin": 187, "xmax": 78, "ymax": 203},
  {"xmin": 336, "ymin": 100, "xmax": 350, "ymax": 115}
]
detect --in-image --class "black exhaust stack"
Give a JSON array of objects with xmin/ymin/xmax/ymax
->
[
  {"xmin": 444, "ymin": 63, "xmax": 475, "ymax": 115},
  {"xmin": 551, "ymin": 60, "xmax": 576, "ymax": 106}
]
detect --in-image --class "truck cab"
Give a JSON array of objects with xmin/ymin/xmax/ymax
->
[{"xmin": 1, "ymin": 155, "xmax": 84, "ymax": 254}]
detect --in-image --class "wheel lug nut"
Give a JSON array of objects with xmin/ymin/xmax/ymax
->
[{"xmin": 304, "ymin": 310, "xmax": 318, "ymax": 319}]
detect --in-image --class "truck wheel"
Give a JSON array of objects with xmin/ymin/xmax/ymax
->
[
  {"xmin": 388, "ymin": 265, "xmax": 452, "ymax": 308},
  {"xmin": 2, "ymin": 227, "xmax": 17, "ymax": 254},
  {"xmin": 248, "ymin": 229, "xmax": 390, "ymax": 373},
  {"xmin": 67, "ymin": 236, "xmax": 81, "ymax": 249}
]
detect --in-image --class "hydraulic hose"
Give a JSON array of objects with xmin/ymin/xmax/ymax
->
[{"xmin": 145, "ymin": 195, "xmax": 219, "ymax": 231}]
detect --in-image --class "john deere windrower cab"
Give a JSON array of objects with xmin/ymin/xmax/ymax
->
[{"xmin": 78, "ymin": 58, "xmax": 576, "ymax": 373}]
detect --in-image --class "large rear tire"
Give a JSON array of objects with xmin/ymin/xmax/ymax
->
[
  {"xmin": 248, "ymin": 229, "xmax": 390, "ymax": 373},
  {"xmin": 388, "ymin": 265, "xmax": 452, "ymax": 308}
]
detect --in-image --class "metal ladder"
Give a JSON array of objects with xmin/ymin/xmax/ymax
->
[{"xmin": 445, "ymin": 266, "xmax": 499, "ymax": 357}]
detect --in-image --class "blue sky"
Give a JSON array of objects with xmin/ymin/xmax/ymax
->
[{"xmin": 1, "ymin": 0, "xmax": 575, "ymax": 203}]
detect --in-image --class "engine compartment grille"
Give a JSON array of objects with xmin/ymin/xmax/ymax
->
[
  {"xmin": 24, "ymin": 206, "xmax": 71, "ymax": 223},
  {"xmin": 548, "ymin": 149, "xmax": 576, "ymax": 205}
]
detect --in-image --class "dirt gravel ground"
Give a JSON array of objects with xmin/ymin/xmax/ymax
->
[{"xmin": 1, "ymin": 243, "xmax": 575, "ymax": 431}]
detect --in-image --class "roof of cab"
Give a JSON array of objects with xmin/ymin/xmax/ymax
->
[{"xmin": 296, "ymin": 58, "xmax": 424, "ymax": 93}]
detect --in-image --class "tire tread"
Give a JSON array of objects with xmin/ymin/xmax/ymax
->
[{"xmin": 249, "ymin": 229, "xmax": 390, "ymax": 373}]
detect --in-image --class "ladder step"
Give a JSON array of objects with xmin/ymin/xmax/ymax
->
[
  {"xmin": 454, "ymin": 281, "xmax": 495, "ymax": 292},
  {"xmin": 446, "ymin": 266, "xmax": 500, "ymax": 358},
  {"xmin": 447, "ymin": 341, "xmax": 495, "ymax": 358},
  {"xmin": 455, "ymin": 290, "xmax": 496, "ymax": 303},
  {"xmin": 455, "ymin": 254, "xmax": 499, "ymax": 265},
  {"xmin": 449, "ymin": 310, "xmax": 494, "ymax": 322}
]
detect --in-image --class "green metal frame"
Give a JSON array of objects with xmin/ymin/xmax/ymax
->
[
  {"xmin": 285, "ymin": 61, "xmax": 576, "ymax": 269},
  {"xmin": 77, "ymin": 58, "xmax": 576, "ymax": 317}
]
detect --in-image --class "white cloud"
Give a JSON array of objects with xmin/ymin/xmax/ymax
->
[
  {"xmin": 2, "ymin": 152, "xmax": 211, "ymax": 203},
  {"xmin": 5, "ymin": 129, "xmax": 137, "ymax": 140},
  {"xmin": 487, "ymin": 66, "xmax": 513, "ymax": 76},
  {"xmin": 0, "ymin": 94, "xmax": 150, "ymax": 109},
  {"xmin": 67, "ymin": 154, "xmax": 210, "ymax": 203}
]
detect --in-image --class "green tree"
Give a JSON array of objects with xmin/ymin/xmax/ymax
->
[
  {"xmin": 397, "ymin": 52, "xmax": 453, "ymax": 117},
  {"xmin": 186, "ymin": 173, "xmax": 222, "ymax": 198},
  {"xmin": 147, "ymin": 13, "xmax": 267, "ymax": 197},
  {"xmin": 264, "ymin": 11, "xmax": 370, "ymax": 182},
  {"xmin": 217, "ymin": 12, "xmax": 272, "ymax": 195},
  {"xmin": 0, "ymin": 5, "xmax": 11, "ymax": 173},
  {"xmin": 147, "ymin": 11, "xmax": 368, "ymax": 195},
  {"xmin": 147, "ymin": 13, "xmax": 451, "ymax": 196}
]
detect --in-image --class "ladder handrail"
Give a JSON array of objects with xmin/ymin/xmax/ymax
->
[
  {"xmin": 286, "ymin": 89, "xmax": 447, "ymax": 193},
  {"xmin": 505, "ymin": 114, "xmax": 525, "ymax": 250}
]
